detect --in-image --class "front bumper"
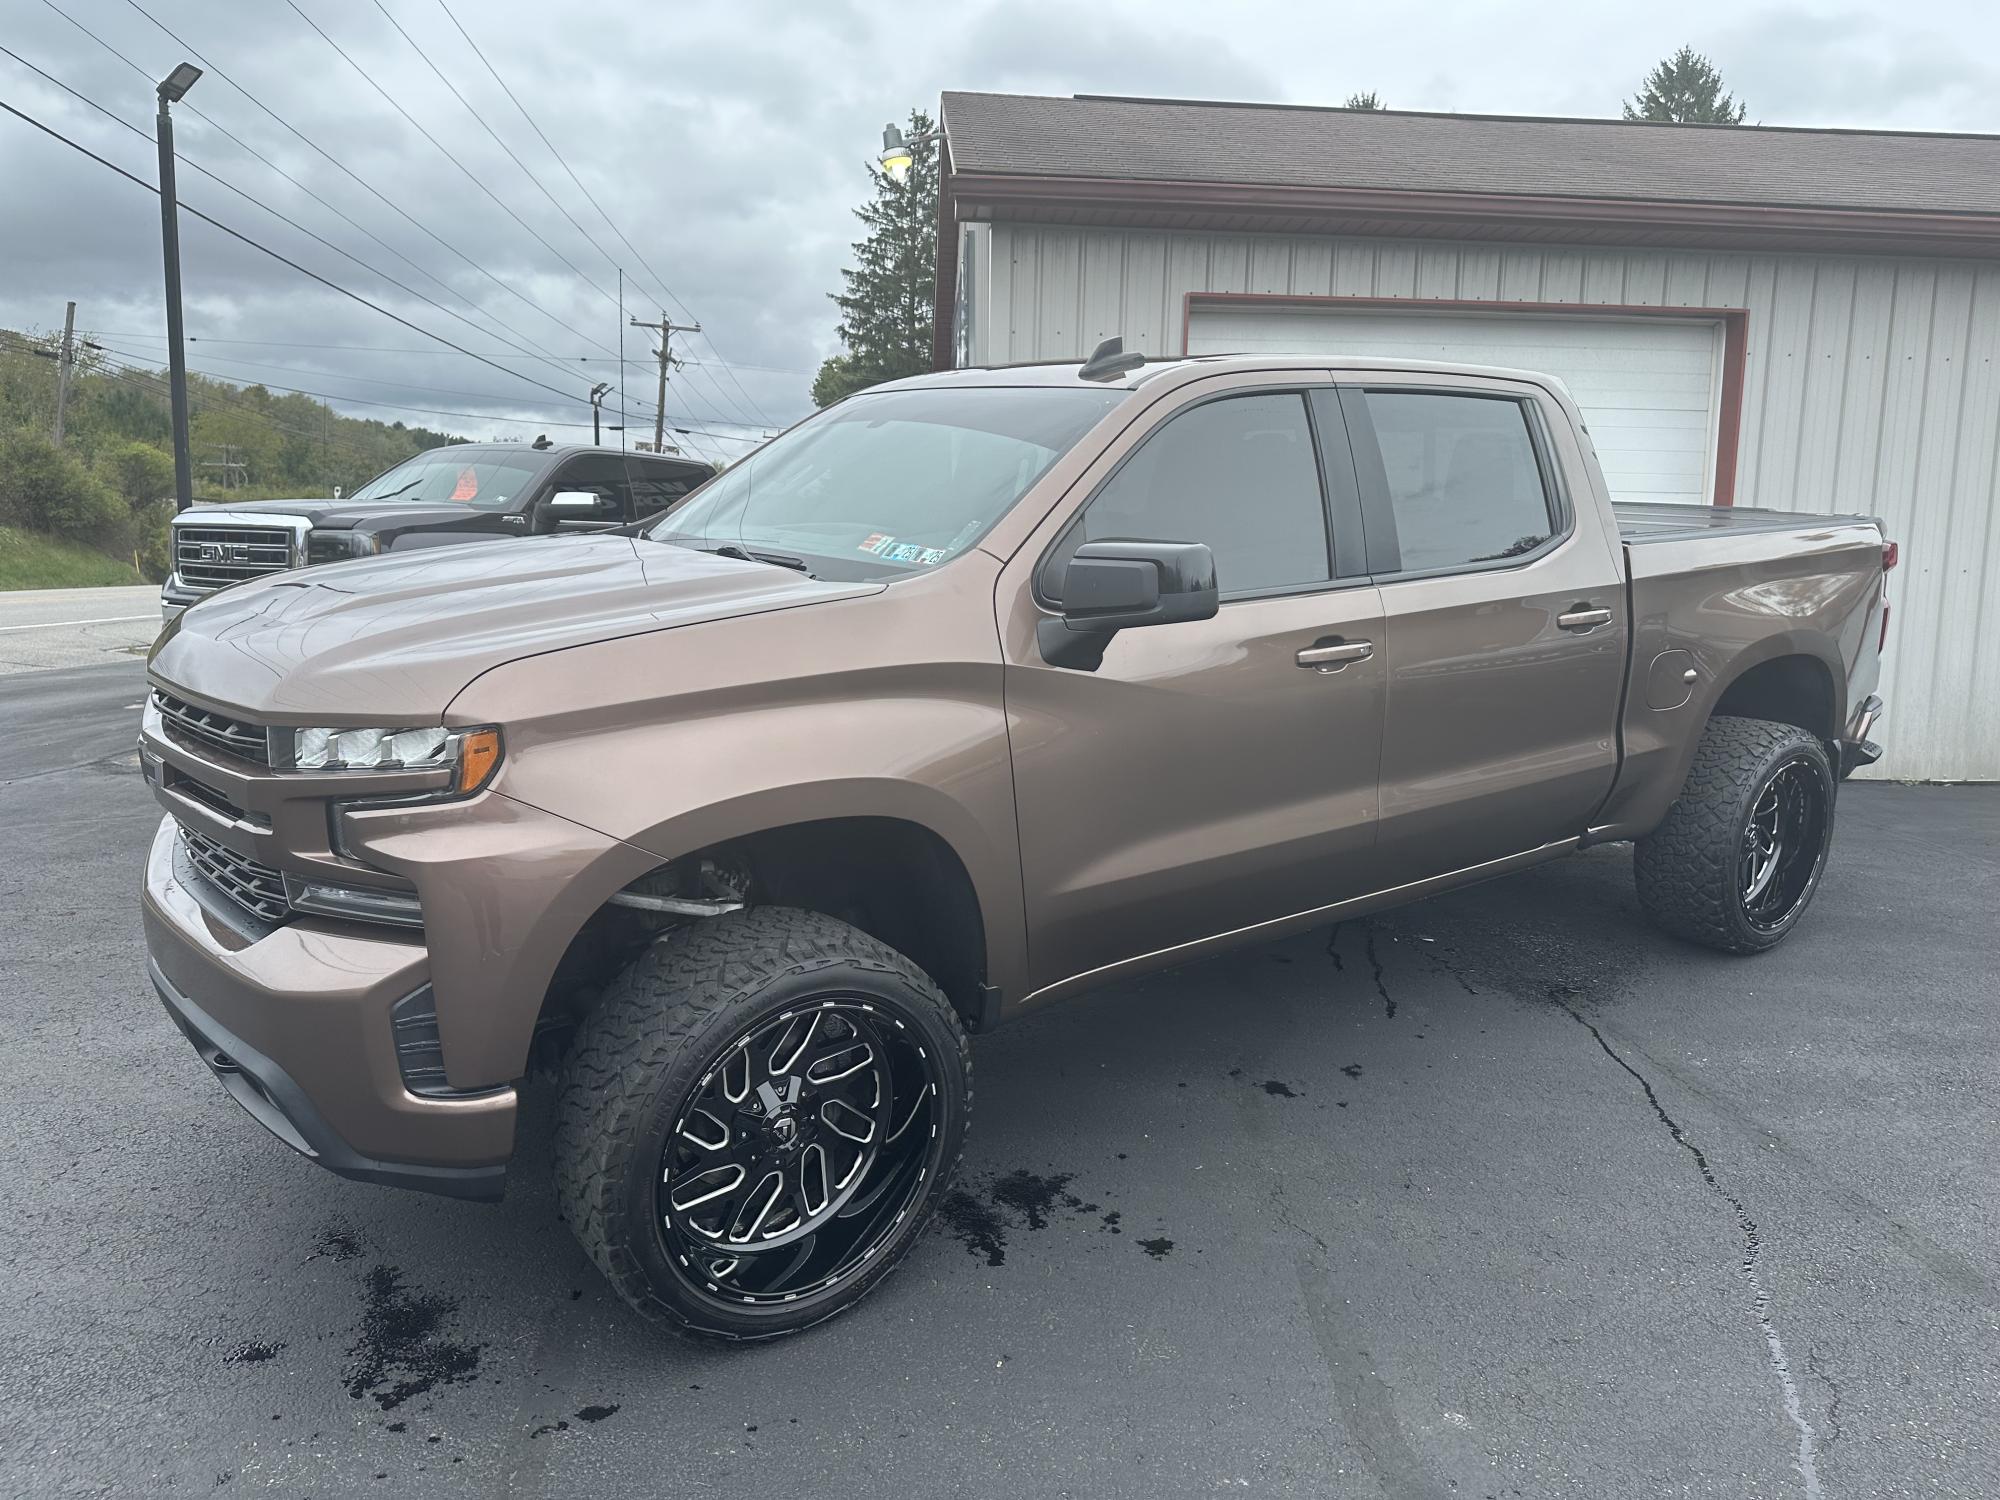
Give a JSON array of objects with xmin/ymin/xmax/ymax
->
[
  {"xmin": 159, "ymin": 575, "xmax": 205, "ymax": 624},
  {"xmin": 141, "ymin": 817, "xmax": 516, "ymax": 1199}
]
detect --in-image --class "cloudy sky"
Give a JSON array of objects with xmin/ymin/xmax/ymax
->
[{"xmin": 3, "ymin": 0, "xmax": 1996, "ymax": 465}]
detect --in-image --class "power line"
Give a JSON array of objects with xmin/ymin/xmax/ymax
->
[
  {"xmin": 431, "ymin": 0, "xmax": 777, "ymax": 431},
  {"xmin": 282, "ymin": 0, "xmax": 623, "ymax": 316},
  {"xmin": 368, "ymin": 1, "xmax": 623, "ymax": 286},
  {"xmin": 94, "ymin": 345, "xmax": 768, "ymax": 447},
  {"xmin": 32, "ymin": 0, "xmax": 588, "ymax": 399},
  {"xmin": 0, "ymin": 42, "xmax": 619, "ymax": 412},
  {"xmin": 362, "ymin": 0, "xmax": 757, "ymax": 448},
  {"xmin": 109, "ymin": 0, "xmax": 628, "ymax": 384},
  {"xmin": 0, "ymin": 91, "xmax": 592, "ymax": 412},
  {"xmin": 97, "ymin": 335, "xmax": 813, "ymax": 376}
]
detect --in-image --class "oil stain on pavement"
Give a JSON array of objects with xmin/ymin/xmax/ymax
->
[{"xmin": 344, "ymin": 1264, "xmax": 483, "ymax": 1413}]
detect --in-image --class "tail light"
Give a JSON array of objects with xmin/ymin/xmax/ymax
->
[{"xmin": 1878, "ymin": 539, "xmax": 1895, "ymax": 652}]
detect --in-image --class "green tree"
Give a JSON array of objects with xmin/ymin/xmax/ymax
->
[
  {"xmin": 1344, "ymin": 91, "xmax": 1385, "ymax": 110},
  {"xmin": 812, "ymin": 108, "xmax": 939, "ymax": 407},
  {"xmin": 1623, "ymin": 47, "xmax": 1748, "ymax": 123},
  {"xmin": 95, "ymin": 438, "xmax": 177, "ymax": 577},
  {"xmin": 0, "ymin": 429, "xmax": 126, "ymax": 545}
]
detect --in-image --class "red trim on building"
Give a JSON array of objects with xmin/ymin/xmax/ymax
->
[{"xmin": 1181, "ymin": 292, "xmax": 1750, "ymax": 506}]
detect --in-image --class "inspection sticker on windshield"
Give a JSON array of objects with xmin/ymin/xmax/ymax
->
[{"xmin": 857, "ymin": 533, "xmax": 951, "ymax": 564}]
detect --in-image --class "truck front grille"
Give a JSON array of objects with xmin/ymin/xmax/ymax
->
[
  {"xmin": 153, "ymin": 689, "xmax": 271, "ymax": 767},
  {"xmin": 174, "ymin": 523, "xmax": 293, "ymax": 591},
  {"xmin": 178, "ymin": 824, "xmax": 291, "ymax": 925}
]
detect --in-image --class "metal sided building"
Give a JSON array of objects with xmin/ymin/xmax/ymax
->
[{"xmin": 930, "ymin": 92, "xmax": 2000, "ymax": 781}]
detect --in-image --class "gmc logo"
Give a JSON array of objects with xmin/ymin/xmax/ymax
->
[{"xmin": 197, "ymin": 542, "xmax": 251, "ymax": 563}]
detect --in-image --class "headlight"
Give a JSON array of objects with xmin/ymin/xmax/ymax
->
[
  {"xmin": 305, "ymin": 530, "xmax": 382, "ymax": 565},
  {"xmin": 283, "ymin": 724, "xmax": 503, "ymax": 794}
]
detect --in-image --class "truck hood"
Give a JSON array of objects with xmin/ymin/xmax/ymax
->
[
  {"xmin": 149, "ymin": 535, "xmax": 882, "ymax": 721},
  {"xmin": 172, "ymin": 498, "xmax": 478, "ymax": 531}
]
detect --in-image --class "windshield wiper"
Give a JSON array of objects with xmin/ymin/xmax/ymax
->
[{"xmin": 707, "ymin": 542, "xmax": 812, "ymax": 575}]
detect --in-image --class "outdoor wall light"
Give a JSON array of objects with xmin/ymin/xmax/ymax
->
[{"xmin": 878, "ymin": 122, "xmax": 943, "ymax": 184}]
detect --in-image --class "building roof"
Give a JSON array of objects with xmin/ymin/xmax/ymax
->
[{"xmin": 941, "ymin": 92, "xmax": 2000, "ymax": 218}]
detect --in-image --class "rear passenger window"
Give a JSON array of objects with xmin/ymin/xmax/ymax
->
[
  {"xmin": 1054, "ymin": 392, "xmax": 1330, "ymax": 598},
  {"xmin": 1365, "ymin": 393, "xmax": 1554, "ymax": 572}
]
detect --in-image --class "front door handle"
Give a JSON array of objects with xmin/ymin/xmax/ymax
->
[
  {"xmin": 1557, "ymin": 605, "xmax": 1614, "ymax": 632},
  {"xmin": 1296, "ymin": 639, "xmax": 1373, "ymax": 671}
]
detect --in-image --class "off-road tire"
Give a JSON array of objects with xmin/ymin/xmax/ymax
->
[
  {"xmin": 1634, "ymin": 715, "xmax": 1836, "ymax": 954},
  {"xmin": 554, "ymin": 906, "xmax": 971, "ymax": 1341}
]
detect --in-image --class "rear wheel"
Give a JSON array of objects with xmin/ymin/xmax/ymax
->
[
  {"xmin": 554, "ymin": 907, "xmax": 970, "ymax": 1340},
  {"xmin": 1634, "ymin": 715, "xmax": 1836, "ymax": 954}
]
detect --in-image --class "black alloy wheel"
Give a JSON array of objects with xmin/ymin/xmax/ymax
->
[
  {"xmin": 555, "ymin": 907, "xmax": 970, "ymax": 1340},
  {"xmin": 1738, "ymin": 756, "xmax": 1831, "ymax": 934},
  {"xmin": 658, "ymin": 997, "xmax": 944, "ymax": 1307}
]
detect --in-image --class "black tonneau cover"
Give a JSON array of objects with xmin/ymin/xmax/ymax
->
[{"xmin": 1614, "ymin": 501, "xmax": 1882, "ymax": 544}]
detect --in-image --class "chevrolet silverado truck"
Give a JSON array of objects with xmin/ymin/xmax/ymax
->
[
  {"xmin": 139, "ymin": 345, "xmax": 1893, "ymax": 1341},
  {"xmin": 160, "ymin": 441, "xmax": 715, "ymax": 622}
]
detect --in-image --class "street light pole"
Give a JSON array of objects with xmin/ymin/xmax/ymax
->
[
  {"xmin": 156, "ymin": 63, "xmax": 202, "ymax": 513},
  {"xmin": 590, "ymin": 381, "xmax": 611, "ymax": 444}
]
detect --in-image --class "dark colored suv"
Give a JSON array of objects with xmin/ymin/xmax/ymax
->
[{"xmin": 160, "ymin": 442, "xmax": 717, "ymax": 621}]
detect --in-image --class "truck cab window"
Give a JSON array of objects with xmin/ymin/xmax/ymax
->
[
  {"xmin": 1052, "ymin": 391, "xmax": 1330, "ymax": 598},
  {"xmin": 628, "ymin": 461, "xmax": 707, "ymax": 521},
  {"xmin": 1365, "ymin": 393, "xmax": 1554, "ymax": 572}
]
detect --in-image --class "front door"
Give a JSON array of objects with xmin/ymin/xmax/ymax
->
[
  {"xmin": 998, "ymin": 376, "xmax": 1386, "ymax": 996},
  {"xmin": 1341, "ymin": 378, "xmax": 1629, "ymax": 885}
]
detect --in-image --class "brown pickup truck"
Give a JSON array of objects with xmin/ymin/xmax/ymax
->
[{"xmin": 140, "ymin": 346, "xmax": 1893, "ymax": 1341}]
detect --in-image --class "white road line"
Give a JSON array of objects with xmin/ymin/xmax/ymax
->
[{"xmin": 0, "ymin": 614, "xmax": 158, "ymax": 633}]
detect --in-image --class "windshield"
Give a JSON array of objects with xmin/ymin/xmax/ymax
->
[
  {"xmin": 347, "ymin": 449, "xmax": 545, "ymax": 510},
  {"xmin": 647, "ymin": 386, "xmax": 1124, "ymax": 575}
]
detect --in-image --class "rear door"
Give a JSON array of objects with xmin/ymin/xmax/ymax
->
[
  {"xmin": 997, "ymin": 374, "xmax": 1385, "ymax": 994},
  {"xmin": 1342, "ymin": 376, "xmax": 1629, "ymax": 885}
]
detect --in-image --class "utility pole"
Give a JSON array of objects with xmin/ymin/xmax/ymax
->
[
  {"xmin": 202, "ymin": 444, "xmax": 245, "ymax": 491},
  {"xmin": 629, "ymin": 312, "xmax": 698, "ymax": 454},
  {"xmin": 51, "ymin": 301, "xmax": 77, "ymax": 446}
]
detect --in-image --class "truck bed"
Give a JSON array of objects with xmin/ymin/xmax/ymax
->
[{"xmin": 1614, "ymin": 501, "xmax": 1881, "ymax": 544}]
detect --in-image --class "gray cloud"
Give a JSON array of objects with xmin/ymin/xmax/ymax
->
[{"xmin": 3, "ymin": 0, "xmax": 1996, "ymax": 464}]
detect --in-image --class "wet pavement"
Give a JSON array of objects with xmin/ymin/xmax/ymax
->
[{"xmin": 4, "ymin": 660, "xmax": 1997, "ymax": 1498}]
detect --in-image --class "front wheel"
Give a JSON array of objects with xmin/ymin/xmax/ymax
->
[
  {"xmin": 554, "ymin": 907, "xmax": 970, "ymax": 1340},
  {"xmin": 1634, "ymin": 715, "xmax": 1836, "ymax": 954}
]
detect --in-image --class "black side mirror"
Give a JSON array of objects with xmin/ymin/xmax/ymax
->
[
  {"xmin": 1038, "ymin": 540, "xmax": 1218, "ymax": 670},
  {"xmin": 540, "ymin": 490, "xmax": 619, "ymax": 532}
]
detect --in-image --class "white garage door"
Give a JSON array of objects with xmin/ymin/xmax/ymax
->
[{"xmin": 1186, "ymin": 307, "xmax": 1722, "ymax": 506}]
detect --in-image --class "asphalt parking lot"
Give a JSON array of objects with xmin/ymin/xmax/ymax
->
[{"xmin": 3, "ymin": 657, "xmax": 1996, "ymax": 1499}]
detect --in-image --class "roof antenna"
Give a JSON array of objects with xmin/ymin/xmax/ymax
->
[
  {"xmin": 531, "ymin": 433, "xmax": 553, "ymax": 449},
  {"xmin": 1078, "ymin": 335, "xmax": 1145, "ymax": 381}
]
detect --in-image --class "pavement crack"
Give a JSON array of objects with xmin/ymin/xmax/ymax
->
[
  {"xmin": 1362, "ymin": 921, "xmax": 1394, "ymax": 1019},
  {"xmin": 1806, "ymin": 1348, "xmax": 1844, "ymax": 1454},
  {"xmin": 1557, "ymin": 1000, "xmax": 1823, "ymax": 1500},
  {"xmin": 1268, "ymin": 1178, "xmax": 1329, "ymax": 1256},
  {"xmin": 1324, "ymin": 921, "xmax": 1344, "ymax": 972}
]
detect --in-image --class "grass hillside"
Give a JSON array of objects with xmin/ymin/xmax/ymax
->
[{"xmin": 0, "ymin": 525, "xmax": 144, "ymax": 590}]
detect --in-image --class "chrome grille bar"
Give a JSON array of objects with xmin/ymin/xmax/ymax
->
[
  {"xmin": 174, "ymin": 524, "xmax": 294, "ymax": 591},
  {"xmin": 178, "ymin": 824, "xmax": 291, "ymax": 924},
  {"xmin": 152, "ymin": 689, "xmax": 271, "ymax": 767}
]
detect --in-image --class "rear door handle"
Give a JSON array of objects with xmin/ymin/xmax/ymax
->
[
  {"xmin": 1557, "ymin": 606, "xmax": 1614, "ymax": 632},
  {"xmin": 1296, "ymin": 639, "xmax": 1373, "ymax": 671}
]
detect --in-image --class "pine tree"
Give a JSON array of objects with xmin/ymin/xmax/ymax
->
[
  {"xmin": 812, "ymin": 109, "xmax": 939, "ymax": 407},
  {"xmin": 1622, "ymin": 47, "xmax": 1748, "ymax": 124},
  {"xmin": 1343, "ymin": 91, "xmax": 1385, "ymax": 111}
]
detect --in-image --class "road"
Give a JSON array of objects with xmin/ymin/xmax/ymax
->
[
  {"xmin": 2, "ymin": 659, "xmax": 1996, "ymax": 1499},
  {"xmin": 0, "ymin": 585, "xmax": 161, "ymax": 676}
]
